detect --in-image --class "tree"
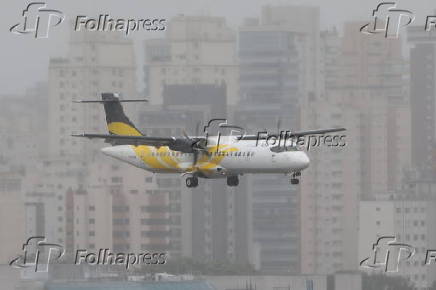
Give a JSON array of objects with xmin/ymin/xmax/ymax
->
[
  {"xmin": 138, "ymin": 256, "xmax": 258, "ymax": 276},
  {"xmin": 362, "ymin": 273, "xmax": 414, "ymax": 290}
]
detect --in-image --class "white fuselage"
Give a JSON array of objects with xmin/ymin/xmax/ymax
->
[{"xmin": 101, "ymin": 137, "xmax": 310, "ymax": 179}]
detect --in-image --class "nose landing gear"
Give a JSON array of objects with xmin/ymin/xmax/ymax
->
[{"xmin": 290, "ymin": 172, "xmax": 301, "ymax": 185}]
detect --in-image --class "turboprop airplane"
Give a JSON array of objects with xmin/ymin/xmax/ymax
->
[{"xmin": 72, "ymin": 93, "xmax": 346, "ymax": 188}]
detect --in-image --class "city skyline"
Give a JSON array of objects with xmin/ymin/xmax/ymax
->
[
  {"xmin": 0, "ymin": 2, "xmax": 435, "ymax": 290},
  {"xmin": 1, "ymin": 0, "xmax": 435, "ymax": 95}
]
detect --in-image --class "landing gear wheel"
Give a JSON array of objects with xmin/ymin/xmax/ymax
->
[
  {"xmin": 290, "ymin": 178, "xmax": 299, "ymax": 185},
  {"xmin": 290, "ymin": 172, "xmax": 301, "ymax": 185},
  {"xmin": 186, "ymin": 176, "xmax": 199, "ymax": 188},
  {"xmin": 227, "ymin": 176, "xmax": 239, "ymax": 187}
]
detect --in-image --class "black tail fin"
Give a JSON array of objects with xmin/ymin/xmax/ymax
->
[{"xmin": 101, "ymin": 93, "xmax": 144, "ymax": 136}]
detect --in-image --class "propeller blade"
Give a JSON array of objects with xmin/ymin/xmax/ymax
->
[
  {"xmin": 276, "ymin": 117, "xmax": 282, "ymax": 134},
  {"xmin": 193, "ymin": 151, "xmax": 199, "ymax": 168},
  {"xmin": 182, "ymin": 129, "xmax": 190, "ymax": 140},
  {"xmin": 195, "ymin": 121, "xmax": 201, "ymax": 137}
]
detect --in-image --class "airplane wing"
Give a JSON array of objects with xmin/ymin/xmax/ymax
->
[
  {"xmin": 72, "ymin": 133, "xmax": 207, "ymax": 153},
  {"xmin": 290, "ymin": 127, "xmax": 346, "ymax": 136},
  {"xmin": 240, "ymin": 128, "xmax": 346, "ymax": 140},
  {"xmin": 72, "ymin": 133, "xmax": 176, "ymax": 146}
]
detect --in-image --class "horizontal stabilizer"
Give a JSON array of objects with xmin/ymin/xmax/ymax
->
[
  {"xmin": 291, "ymin": 127, "xmax": 346, "ymax": 136},
  {"xmin": 73, "ymin": 99, "xmax": 148, "ymax": 103},
  {"xmin": 72, "ymin": 133, "xmax": 175, "ymax": 146}
]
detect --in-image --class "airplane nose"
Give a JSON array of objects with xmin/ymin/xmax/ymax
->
[{"xmin": 296, "ymin": 151, "xmax": 310, "ymax": 170}]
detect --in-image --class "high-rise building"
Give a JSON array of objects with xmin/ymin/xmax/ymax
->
[
  {"xmin": 260, "ymin": 5, "xmax": 321, "ymax": 101},
  {"xmin": 300, "ymin": 21, "xmax": 409, "ymax": 275},
  {"xmin": 239, "ymin": 5, "xmax": 320, "ymax": 105},
  {"xmin": 23, "ymin": 159, "xmax": 87, "ymax": 249},
  {"xmin": 0, "ymin": 84, "xmax": 48, "ymax": 165},
  {"xmin": 300, "ymin": 96, "xmax": 362, "ymax": 274},
  {"xmin": 236, "ymin": 5, "xmax": 322, "ymax": 274},
  {"xmin": 48, "ymin": 31, "xmax": 136, "ymax": 159},
  {"xmin": 232, "ymin": 104, "xmax": 300, "ymax": 274},
  {"xmin": 144, "ymin": 15, "xmax": 239, "ymax": 105},
  {"xmin": 338, "ymin": 22, "xmax": 410, "ymax": 197},
  {"xmin": 359, "ymin": 178, "xmax": 436, "ymax": 289},
  {"xmin": 407, "ymin": 26, "xmax": 436, "ymax": 178},
  {"xmin": 0, "ymin": 168, "xmax": 25, "ymax": 263}
]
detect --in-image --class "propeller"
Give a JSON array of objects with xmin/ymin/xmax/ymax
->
[
  {"xmin": 275, "ymin": 117, "xmax": 285, "ymax": 150},
  {"xmin": 271, "ymin": 117, "xmax": 292, "ymax": 152},
  {"xmin": 276, "ymin": 117, "xmax": 282, "ymax": 136},
  {"xmin": 182, "ymin": 121, "xmax": 204, "ymax": 169}
]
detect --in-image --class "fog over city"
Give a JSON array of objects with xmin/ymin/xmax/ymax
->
[
  {"xmin": 0, "ymin": 1, "xmax": 436, "ymax": 290},
  {"xmin": 1, "ymin": 0, "xmax": 435, "ymax": 94}
]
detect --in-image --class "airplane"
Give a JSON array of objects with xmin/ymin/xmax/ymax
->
[{"xmin": 72, "ymin": 93, "xmax": 346, "ymax": 188}]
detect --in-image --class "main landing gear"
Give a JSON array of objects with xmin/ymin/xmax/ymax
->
[
  {"xmin": 290, "ymin": 172, "xmax": 301, "ymax": 185},
  {"xmin": 185, "ymin": 176, "xmax": 199, "ymax": 188},
  {"xmin": 227, "ymin": 176, "xmax": 239, "ymax": 187}
]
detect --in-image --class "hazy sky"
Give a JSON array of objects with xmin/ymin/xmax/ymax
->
[{"xmin": 0, "ymin": 0, "xmax": 434, "ymax": 95}]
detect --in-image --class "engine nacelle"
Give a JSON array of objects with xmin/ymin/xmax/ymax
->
[{"xmin": 168, "ymin": 138, "xmax": 195, "ymax": 153}]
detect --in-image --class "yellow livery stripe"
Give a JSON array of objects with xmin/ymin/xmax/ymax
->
[
  {"xmin": 133, "ymin": 145, "xmax": 169, "ymax": 169},
  {"xmin": 108, "ymin": 122, "xmax": 142, "ymax": 136}
]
